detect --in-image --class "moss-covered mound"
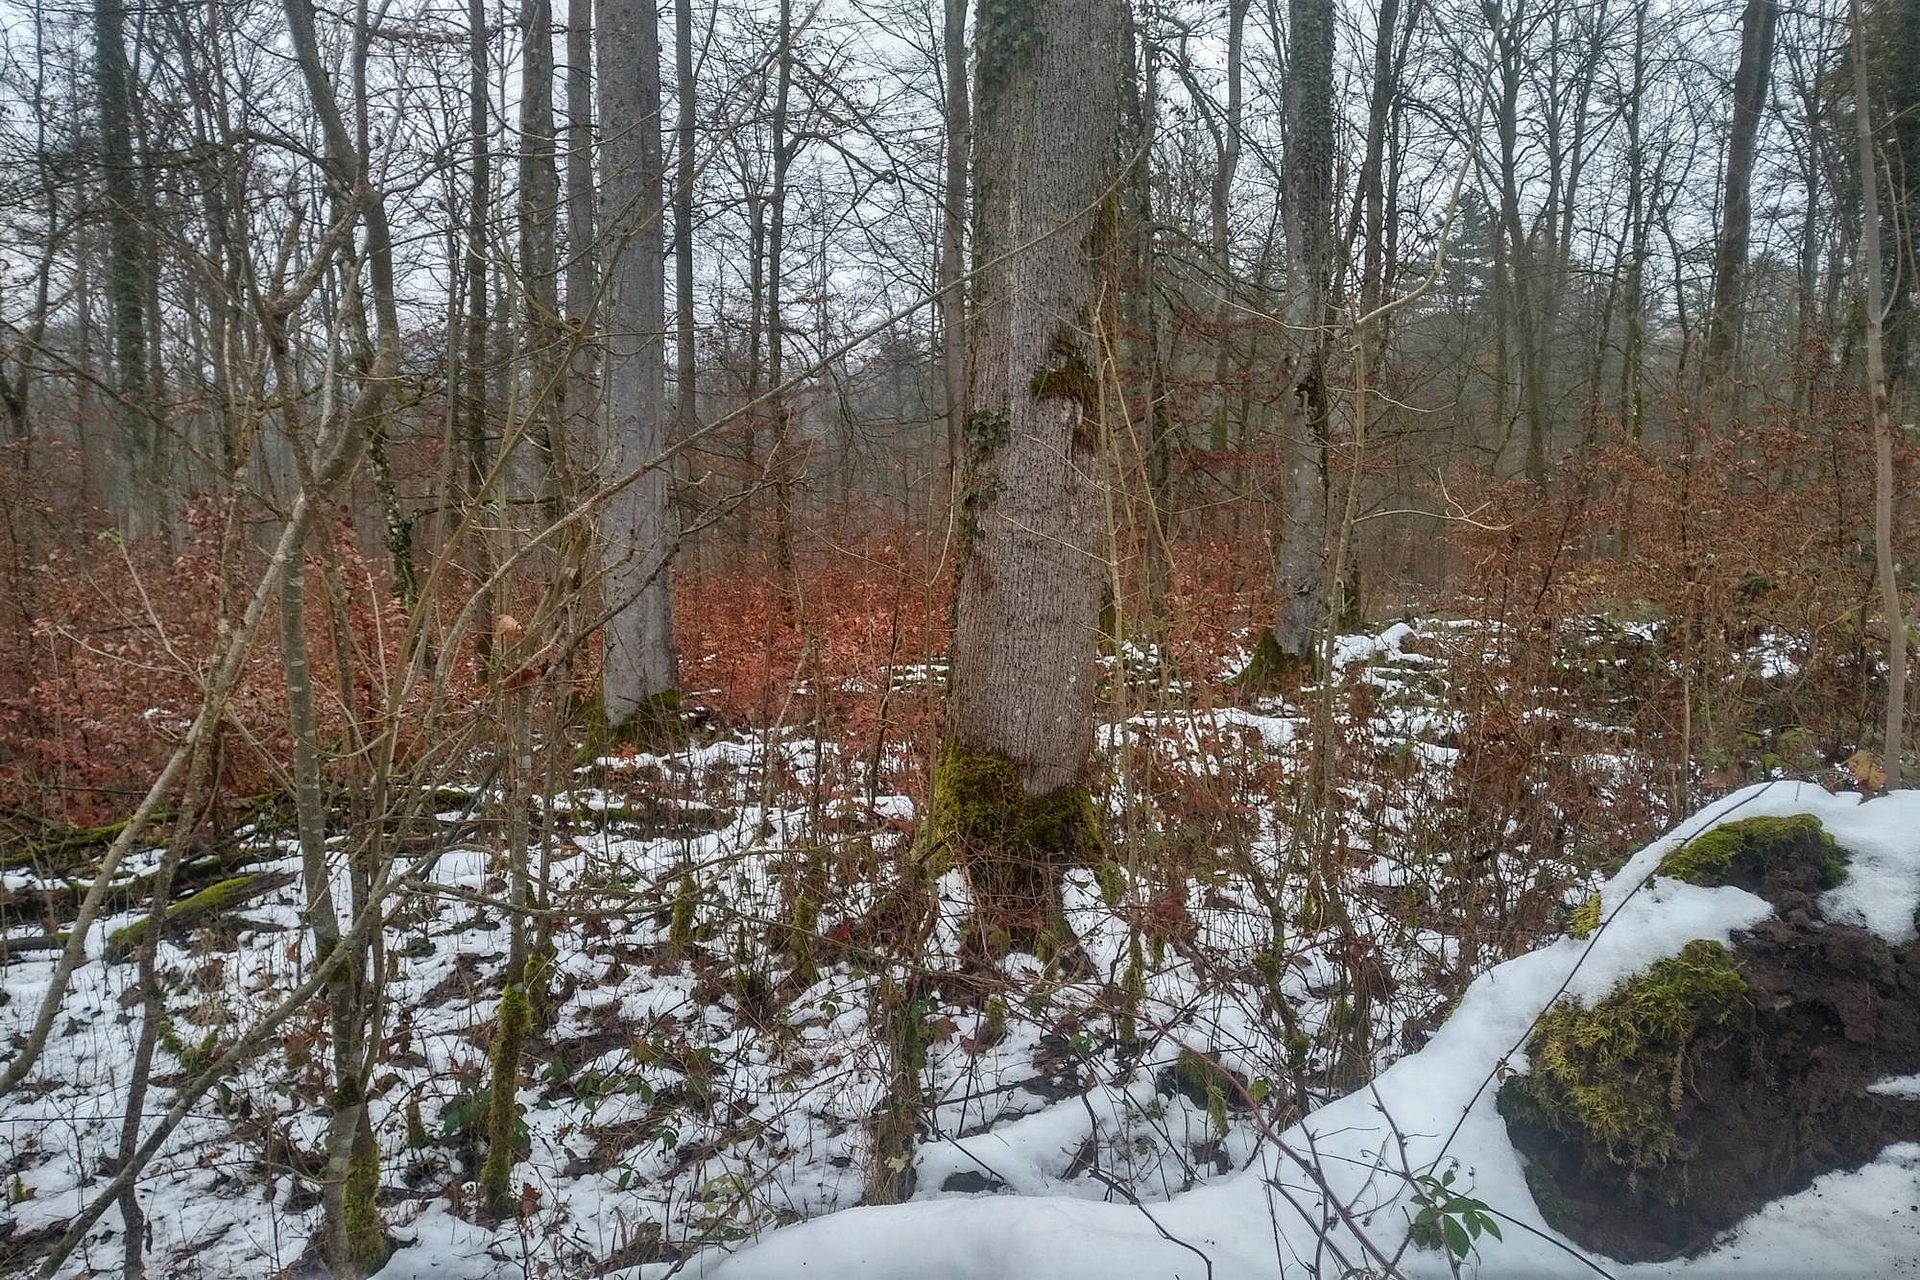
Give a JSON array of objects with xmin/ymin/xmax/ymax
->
[
  {"xmin": 1500, "ymin": 920, "xmax": 1920, "ymax": 1262},
  {"xmin": 1499, "ymin": 940, "xmax": 1745, "ymax": 1173},
  {"xmin": 1655, "ymin": 813, "xmax": 1846, "ymax": 910}
]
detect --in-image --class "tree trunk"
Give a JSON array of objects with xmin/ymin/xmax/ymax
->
[
  {"xmin": 927, "ymin": 0, "xmax": 1128, "ymax": 957},
  {"xmin": 598, "ymin": 0, "xmax": 681, "ymax": 741},
  {"xmin": 1702, "ymin": 0, "xmax": 1778, "ymax": 386},
  {"xmin": 1260, "ymin": 0, "xmax": 1334, "ymax": 681},
  {"xmin": 674, "ymin": 0, "xmax": 698, "ymax": 450},
  {"xmin": 1853, "ymin": 0, "xmax": 1906, "ymax": 783},
  {"xmin": 93, "ymin": 0, "xmax": 154, "ymax": 538},
  {"xmin": 939, "ymin": 0, "xmax": 970, "ymax": 486},
  {"xmin": 766, "ymin": 0, "xmax": 798, "ymax": 610}
]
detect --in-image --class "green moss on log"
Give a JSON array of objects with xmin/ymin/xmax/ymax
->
[
  {"xmin": 1498, "ymin": 939, "xmax": 1746, "ymax": 1172},
  {"xmin": 479, "ymin": 983, "xmax": 533, "ymax": 1220},
  {"xmin": 106, "ymin": 873, "xmax": 276, "ymax": 956},
  {"xmin": 1656, "ymin": 813, "xmax": 1846, "ymax": 896}
]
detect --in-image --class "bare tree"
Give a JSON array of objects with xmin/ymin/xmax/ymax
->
[{"xmin": 1853, "ymin": 0, "xmax": 1906, "ymax": 783}]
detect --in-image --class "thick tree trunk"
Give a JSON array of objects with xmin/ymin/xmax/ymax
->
[
  {"xmin": 674, "ymin": 0, "xmax": 698, "ymax": 447},
  {"xmin": 1261, "ymin": 0, "xmax": 1334, "ymax": 680},
  {"xmin": 1703, "ymin": 0, "xmax": 1778, "ymax": 385},
  {"xmin": 598, "ymin": 0, "xmax": 681, "ymax": 739},
  {"xmin": 565, "ymin": 0, "xmax": 598, "ymax": 433},
  {"xmin": 928, "ymin": 0, "xmax": 1127, "ymax": 957},
  {"xmin": 93, "ymin": 0, "xmax": 154, "ymax": 537}
]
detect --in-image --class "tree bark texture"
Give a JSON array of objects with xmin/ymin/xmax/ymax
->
[
  {"xmin": 1702, "ymin": 0, "xmax": 1777, "ymax": 383},
  {"xmin": 932, "ymin": 0, "xmax": 1127, "ymax": 954},
  {"xmin": 598, "ymin": 0, "xmax": 680, "ymax": 733},
  {"xmin": 1268, "ymin": 0, "xmax": 1334, "ymax": 672}
]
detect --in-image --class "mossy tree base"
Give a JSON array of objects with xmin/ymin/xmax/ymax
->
[
  {"xmin": 580, "ymin": 688, "xmax": 686, "ymax": 761},
  {"xmin": 920, "ymin": 742, "xmax": 1101, "ymax": 961},
  {"xmin": 1232, "ymin": 628, "xmax": 1311, "ymax": 698}
]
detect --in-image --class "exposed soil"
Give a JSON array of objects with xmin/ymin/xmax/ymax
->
[{"xmin": 1503, "ymin": 914, "xmax": 1920, "ymax": 1261}]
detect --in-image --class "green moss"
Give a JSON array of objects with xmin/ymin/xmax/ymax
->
[
  {"xmin": 343, "ymin": 1108, "xmax": 387, "ymax": 1274},
  {"xmin": 976, "ymin": 0, "xmax": 1043, "ymax": 105},
  {"xmin": 1657, "ymin": 814, "xmax": 1847, "ymax": 894},
  {"xmin": 1232, "ymin": 628, "xmax": 1310, "ymax": 695},
  {"xmin": 1500, "ymin": 940, "xmax": 1746, "ymax": 1172},
  {"xmin": 479, "ymin": 984, "xmax": 533, "ymax": 1220},
  {"xmin": 1568, "ymin": 893, "xmax": 1602, "ymax": 941},
  {"xmin": 1028, "ymin": 327, "xmax": 1100, "ymax": 413},
  {"xmin": 920, "ymin": 742, "xmax": 1101, "ymax": 956},
  {"xmin": 667, "ymin": 870, "xmax": 700, "ymax": 954},
  {"xmin": 581, "ymin": 687, "xmax": 685, "ymax": 760},
  {"xmin": 924, "ymin": 743, "xmax": 1100, "ymax": 871},
  {"xmin": 404, "ymin": 1097, "xmax": 430, "ymax": 1151},
  {"xmin": 980, "ymin": 995, "xmax": 1009, "ymax": 1048},
  {"xmin": 1118, "ymin": 935, "xmax": 1146, "ymax": 1049},
  {"xmin": 1168, "ymin": 1049, "xmax": 1246, "ymax": 1136},
  {"xmin": 789, "ymin": 888, "xmax": 820, "ymax": 987},
  {"xmin": 107, "ymin": 873, "xmax": 273, "ymax": 955},
  {"xmin": 964, "ymin": 407, "xmax": 1011, "ymax": 458}
]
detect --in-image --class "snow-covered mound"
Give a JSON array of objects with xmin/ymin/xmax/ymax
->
[{"xmin": 697, "ymin": 781, "xmax": 1920, "ymax": 1279}]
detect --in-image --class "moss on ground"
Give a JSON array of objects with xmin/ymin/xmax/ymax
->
[
  {"xmin": 1499, "ymin": 939, "xmax": 1746, "ymax": 1173},
  {"xmin": 1657, "ymin": 813, "xmax": 1847, "ymax": 900}
]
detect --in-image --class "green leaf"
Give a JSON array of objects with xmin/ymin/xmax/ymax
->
[{"xmin": 1443, "ymin": 1216, "xmax": 1471, "ymax": 1258}]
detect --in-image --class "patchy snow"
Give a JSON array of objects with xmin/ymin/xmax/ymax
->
[
  {"xmin": 703, "ymin": 782, "xmax": 1920, "ymax": 1279},
  {"xmin": 11, "ymin": 621, "xmax": 1892, "ymax": 1280}
]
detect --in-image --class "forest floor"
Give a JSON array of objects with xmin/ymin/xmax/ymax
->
[{"xmin": 0, "ymin": 616, "xmax": 1899, "ymax": 1279}]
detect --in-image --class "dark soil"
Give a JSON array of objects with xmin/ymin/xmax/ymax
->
[{"xmin": 1503, "ymin": 915, "xmax": 1920, "ymax": 1262}]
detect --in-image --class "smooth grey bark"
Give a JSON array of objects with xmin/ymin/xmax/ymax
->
[
  {"xmin": 598, "ymin": 0, "xmax": 680, "ymax": 729},
  {"xmin": 938, "ymin": 0, "xmax": 1126, "ymax": 821},
  {"xmin": 674, "ymin": 0, "xmax": 697, "ymax": 447},
  {"xmin": 565, "ymin": 0, "xmax": 599, "ymax": 435},
  {"xmin": 1703, "ymin": 0, "xmax": 1778, "ymax": 384},
  {"xmin": 1269, "ymin": 0, "xmax": 1334, "ymax": 669},
  {"xmin": 1205, "ymin": 0, "xmax": 1248, "ymax": 454}
]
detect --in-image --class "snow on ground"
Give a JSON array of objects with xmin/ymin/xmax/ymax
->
[
  {"xmin": 0, "ymin": 620, "xmax": 1866, "ymax": 1279},
  {"xmin": 700, "ymin": 782, "xmax": 1920, "ymax": 1279}
]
